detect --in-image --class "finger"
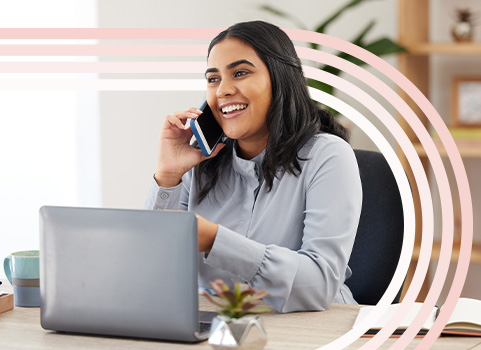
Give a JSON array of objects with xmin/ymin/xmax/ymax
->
[
  {"xmin": 173, "ymin": 108, "xmax": 202, "ymax": 121},
  {"xmin": 205, "ymin": 142, "xmax": 226, "ymax": 160},
  {"xmin": 189, "ymin": 107, "xmax": 203, "ymax": 114},
  {"xmin": 184, "ymin": 121, "xmax": 193, "ymax": 130},
  {"xmin": 183, "ymin": 125, "xmax": 194, "ymax": 137},
  {"xmin": 165, "ymin": 115, "xmax": 185, "ymax": 130}
]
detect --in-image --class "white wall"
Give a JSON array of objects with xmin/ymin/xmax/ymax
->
[{"xmin": 0, "ymin": 0, "xmax": 99, "ymax": 278}]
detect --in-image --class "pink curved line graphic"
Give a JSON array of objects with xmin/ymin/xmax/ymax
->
[
  {"xmin": 0, "ymin": 44, "xmax": 209, "ymax": 56},
  {"xmin": 286, "ymin": 29, "xmax": 472, "ymax": 350},
  {"xmin": 296, "ymin": 45, "xmax": 441, "ymax": 349},
  {"xmin": 296, "ymin": 46, "xmax": 452, "ymax": 349},
  {"xmin": 0, "ymin": 28, "xmax": 221, "ymax": 39},
  {"xmin": 0, "ymin": 62, "xmax": 207, "ymax": 73}
]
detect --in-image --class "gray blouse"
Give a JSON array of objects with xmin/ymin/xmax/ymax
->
[{"xmin": 144, "ymin": 133, "xmax": 362, "ymax": 312}]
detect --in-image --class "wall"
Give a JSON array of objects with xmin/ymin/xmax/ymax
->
[{"xmin": 0, "ymin": 0, "xmax": 99, "ymax": 278}]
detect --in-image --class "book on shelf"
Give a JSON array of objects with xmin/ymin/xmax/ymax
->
[
  {"xmin": 432, "ymin": 127, "xmax": 481, "ymax": 141},
  {"xmin": 353, "ymin": 297, "xmax": 481, "ymax": 337}
]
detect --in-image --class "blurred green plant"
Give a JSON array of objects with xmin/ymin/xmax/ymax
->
[
  {"xmin": 261, "ymin": 0, "xmax": 406, "ymax": 115},
  {"xmin": 203, "ymin": 279, "xmax": 270, "ymax": 319}
]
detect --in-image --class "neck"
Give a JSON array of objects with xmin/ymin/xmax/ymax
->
[{"xmin": 236, "ymin": 138, "xmax": 267, "ymax": 160}]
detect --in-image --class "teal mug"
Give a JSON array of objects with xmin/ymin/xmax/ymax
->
[{"xmin": 4, "ymin": 250, "xmax": 40, "ymax": 307}]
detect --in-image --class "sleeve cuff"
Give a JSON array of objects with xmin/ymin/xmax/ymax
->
[
  {"xmin": 144, "ymin": 176, "xmax": 183, "ymax": 210},
  {"xmin": 204, "ymin": 225, "xmax": 266, "ymax": 282}
]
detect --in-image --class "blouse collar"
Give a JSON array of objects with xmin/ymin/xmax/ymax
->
[{"xmin": 231, "ymin": 142, "xmax": 265, "ymax": 179}]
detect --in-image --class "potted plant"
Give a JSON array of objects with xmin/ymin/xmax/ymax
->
[
  {"xmin": 260, "ymin": 0, "xmax": 406, "ymax": 116},
  {"xmin": 203, "ymin": 279, "xmax": 270, "ymax": 350},
  {"xmin": 451, "ymin": 8, "xmax": 477, "ymax": 42}
]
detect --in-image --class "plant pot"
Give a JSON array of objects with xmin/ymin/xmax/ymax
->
[
  {"xmin": 208, "ymin": 315, "xmax": 267, "ymax": 350},
  {"xmin": 452, "ymin": 21, "xmax": 474, "ymax": 42}
]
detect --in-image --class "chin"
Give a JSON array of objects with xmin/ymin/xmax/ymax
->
[{"xmin": 222, "ymin": 129, "xmax": 240, "ymax": 140}]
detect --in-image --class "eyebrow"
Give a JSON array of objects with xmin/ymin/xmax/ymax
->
[{"xmin": 205, "ymin": 59, "xmax": 256, "ymax": 77}]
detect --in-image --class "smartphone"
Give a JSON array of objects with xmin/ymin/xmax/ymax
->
[{"xmin": 190, "ymin": 100, "xmax": 224, "ymax": 157}]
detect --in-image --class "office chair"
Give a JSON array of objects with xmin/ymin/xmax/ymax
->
[{"xmin": 345, "ymin": 149, "xmax": 404, "ymax": 305}]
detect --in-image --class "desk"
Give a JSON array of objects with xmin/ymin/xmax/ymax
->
[{"xmin": 1, "ymin": 280, "xmax": 481, "ymax": 350}]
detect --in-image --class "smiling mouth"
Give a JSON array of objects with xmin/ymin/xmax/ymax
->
[{"xmin": 221, "ymin": 104, "xmax": 248, "ymax": 115}]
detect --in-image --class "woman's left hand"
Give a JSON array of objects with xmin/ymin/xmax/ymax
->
[{"xmin": 196, "ymin": 214, "xmax": 218, "ymax": 253}]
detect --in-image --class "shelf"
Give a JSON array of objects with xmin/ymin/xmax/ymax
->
[
  {"xmin": 414, "ymin": 143, "xmax": 481, "ymax": 158},
  {"xmin": 412, "ymin": 242, "xmax": 481, "ymax": 263},
  {"xmin": 405, "ymin": 42, "xmax": 481, "ymax": 55},
  {"xmin": 413, "ymin": 141, "xmax": 481, "ymax": 158}
]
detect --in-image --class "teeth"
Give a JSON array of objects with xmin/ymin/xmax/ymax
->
[{"xmin": 222, "ymin": 104, "xmax": 247, "ymax": 114}]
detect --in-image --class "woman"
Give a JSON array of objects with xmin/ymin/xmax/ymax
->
[{"xmin": 145, "ymin": 21, "xmax": 362, "ymax": 312}]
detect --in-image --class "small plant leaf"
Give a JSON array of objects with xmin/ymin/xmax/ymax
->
[
  {"xmin": 361, "ymin": 37, "xmax": 407, "ymax": 56},
  {"xmin": 245, "ymin": 308, "xmax": 271, "ymax": 315},
  {"xmin": 203, "ymin": 291, "xmax": 229, "ymax": 308},
  {"xmin": 209, "ymin": 279, "xmax": 229, "ymax": 296},
  {"xmin": 205, "ymin": 279, "xmax": 270, "ymax": 319},
  {"xmin": 250, "ymin": 290, "xmax": 269, "ymax": 300},
  {"xmin": 351, "ymin": 20, "xmax": 376, "ymax": 47},
  {"xmin": 234, "ymin": 281, "xmax": 240, "ymax": 301},
  {"xmin": 307, "ymin": 78, "xmax": 334, "ymax": 96},
  {"xmin": 222, "ymin": 290, "xmax": 238, "ymax": 307}
]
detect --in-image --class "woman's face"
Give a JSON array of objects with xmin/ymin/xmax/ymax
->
[{"xmin": 206, "ymin": 37, "xmax": 272, "ymax": 158}]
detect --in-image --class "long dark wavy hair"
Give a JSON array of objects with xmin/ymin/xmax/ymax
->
[{"xmin": 195, "ymin": 20, "xmax": 349, "ymax": 203}]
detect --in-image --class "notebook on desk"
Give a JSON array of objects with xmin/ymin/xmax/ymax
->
[{"xmin": 39, "ymin": 206, "xmax": 215, "ymax": 342}]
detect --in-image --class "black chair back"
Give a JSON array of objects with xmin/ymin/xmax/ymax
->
[{"xmin": 345, "ymin": 150, "xmax": 404, "ymax": 305}]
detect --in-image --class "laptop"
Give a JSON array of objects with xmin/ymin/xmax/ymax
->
[{"xmin": 39, "ymin": 206, "xmax": 215, "ymax": 342}]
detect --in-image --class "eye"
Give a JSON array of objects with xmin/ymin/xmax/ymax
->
[
  {"xmin": 206, "ymin": 75, "xmax": 220, "ymax": 84},
  {"xmin": 234, "ymin": 70, "xmax": 249, "ymax": 78}
]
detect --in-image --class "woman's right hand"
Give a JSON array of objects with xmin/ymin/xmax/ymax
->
[{"xmin": 154, "ymin": 108, "xmax": 225, "ymax": 188}]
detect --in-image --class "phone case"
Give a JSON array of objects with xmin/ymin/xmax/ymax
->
[{"xmin": 190, "ymin": 118, "xmax": 214, "ymax": 157}]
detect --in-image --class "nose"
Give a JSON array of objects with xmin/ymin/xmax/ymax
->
[{"xmin": 216, "ymin": 78, "xmax": 236, "ymax": 98}]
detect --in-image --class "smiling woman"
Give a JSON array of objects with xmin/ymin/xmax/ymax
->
[
  {"xmin": 144, "ymin": 20, "xmax": 362, "ymax": 313},
  {"xmin": 205, "ymin": 39, "xmax": 272, "ymax": 159}
]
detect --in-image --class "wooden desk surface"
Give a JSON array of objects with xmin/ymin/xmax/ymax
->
[{"xmin": 1, "ymin": 280, "xmax": 481, "ymax": 350}]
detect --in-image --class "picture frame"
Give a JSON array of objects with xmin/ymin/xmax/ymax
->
[{"xmin": 451, "ymin": 76, "xmax": 481, "ymax": 127}]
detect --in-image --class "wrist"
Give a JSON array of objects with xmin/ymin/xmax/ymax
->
[
  {"xmin": 204, "ymin": 223, "xmax": 218, "ymax": 254},
  {"xmin": 154, "ymin": 172, "xmax": 181, "ymax": 188},
  {"xmin": 197, "ymin": 215, "xmax": 218, "ymax": 253}
]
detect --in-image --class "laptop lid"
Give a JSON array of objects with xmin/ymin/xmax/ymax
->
[{"xmin": 39, "ymin": 206, "xmax": 207, "ymax": 342}]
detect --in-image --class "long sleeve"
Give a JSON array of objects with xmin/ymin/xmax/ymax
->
[{"xmin": 144, "ymin": 177, "xmax": 188, "ymax": 211}]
